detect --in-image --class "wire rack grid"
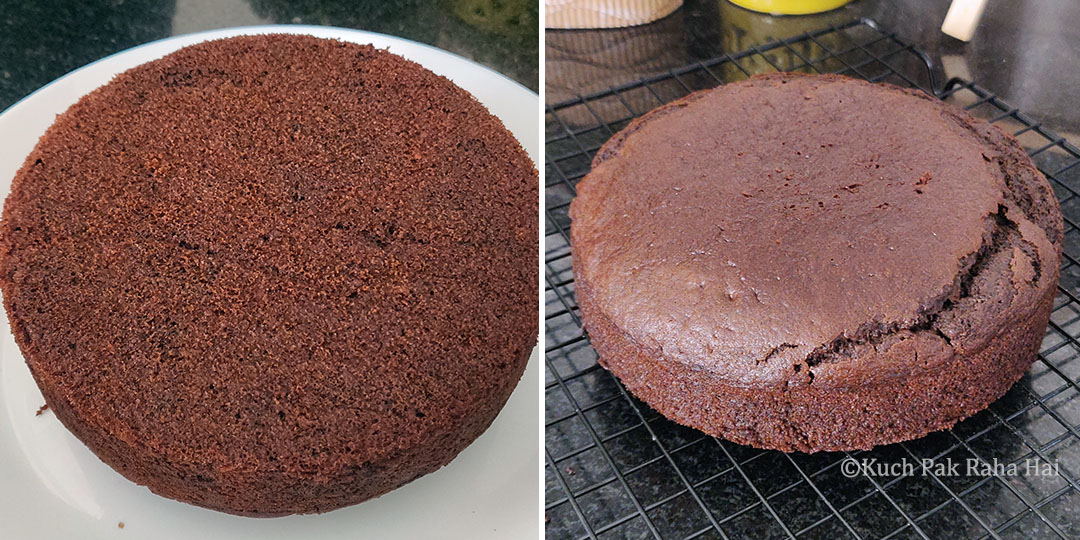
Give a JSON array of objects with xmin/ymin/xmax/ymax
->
[{"xmin": 545, "ymin": 18, "xmax": 1080, "ymax": 540}]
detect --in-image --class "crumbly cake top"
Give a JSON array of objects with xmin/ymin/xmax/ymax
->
[{"xmin": 0, "ymin": 34, "xmax": 538, "ymax": 472}]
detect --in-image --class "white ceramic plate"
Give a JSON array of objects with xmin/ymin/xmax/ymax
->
[{"xmin": 0, "ymin": 25, "xmax": 539, "ymax": 539}]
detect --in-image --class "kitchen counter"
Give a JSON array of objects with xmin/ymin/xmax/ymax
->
[
  {"xmin": 0, "ymin": 0, "xmax": 538, "ymax": 111},
  {"xmin": 546, "ymin": 0, "xmax": 1080, "ymax": 139}
]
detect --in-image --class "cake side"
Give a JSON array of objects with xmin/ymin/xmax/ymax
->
[
  {"xmin": 576, "ymin": 275, "xmax": 1052, "ymax": 452},
  {"xmin": 25, "ymin": 348, "xmax": 525, "ymax": 515}
]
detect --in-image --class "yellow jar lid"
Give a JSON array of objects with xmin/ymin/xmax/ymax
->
[{"xmin": 727, "ymin": 0, "xmax": 852, "ymax": 15}]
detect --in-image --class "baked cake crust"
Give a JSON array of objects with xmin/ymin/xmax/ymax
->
[
  {"xmin": 570, "ymin": 73, "xmax": 1062, "ymax": 452},
  {"xmin": 0, "ymin": 35, "xmax": 538, "ymax": 515}
]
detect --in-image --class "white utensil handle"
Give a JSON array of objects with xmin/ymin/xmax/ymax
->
[{"xmin": 942, "ymin": 0, "xmax": 989, "ymax": 42}]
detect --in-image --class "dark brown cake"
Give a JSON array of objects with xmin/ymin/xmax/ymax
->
[
  {"xmin": 570, "ymin": 73, "xmax": 1062, "ymax": 453},
  {"xmin": 0, "ymin": 34, "xmax": 537, "ymax": 515}
]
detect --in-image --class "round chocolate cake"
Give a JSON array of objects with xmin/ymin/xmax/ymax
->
[
  {"xmin": 570, "ymin": 73, "xmax": 1062, "ymax": 453},
  {"xmin": 0, "ymin": 35, "xmax": 537, "ymax": 515}
]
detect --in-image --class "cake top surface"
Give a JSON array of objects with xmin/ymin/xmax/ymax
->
[
  {"xmin": 0, "ymin": 34, "xmax": 537, "ymax": 472},
  {"xmin": 570, "ymin": 73, "xmax": 1058, "ymax": 387}
]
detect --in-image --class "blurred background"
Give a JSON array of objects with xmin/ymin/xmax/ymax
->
[
  {"xmin": 546, "ymin": 0, "xmax": 1079, "ymax": 141},
  {"xmin": 0, "ymin": 0, "xmax": 538, "ymax": 111}
]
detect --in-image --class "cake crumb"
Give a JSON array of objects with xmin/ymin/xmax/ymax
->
[
  {"xmin": 35, "ymin": 403, "xmax": 49, "ymax": 416},
  {"xmin": 118, "ymin": 522, "xmax": 125, "ymax": 529}
]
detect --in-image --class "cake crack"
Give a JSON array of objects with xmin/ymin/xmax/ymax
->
[
  {"xmin": 804, "ymin": 204, "xmax": 1015, "ymax": 371},
  {"xmin": 757, "ymin": 342, "xmax": 797, "ymax": 365}
]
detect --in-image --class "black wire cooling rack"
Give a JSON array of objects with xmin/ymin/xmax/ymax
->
[{"xmin": 545, "ymin": 18, "xmax": 1080, "ymax": 540}]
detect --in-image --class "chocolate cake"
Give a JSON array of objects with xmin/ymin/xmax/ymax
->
[
  {"xmin": 0, "ymin": 34, "xmax": 537, "ymax": 515},
  {"xmin": 570, "ymin": 73, "xmax": 1062, "ymax": 453}
]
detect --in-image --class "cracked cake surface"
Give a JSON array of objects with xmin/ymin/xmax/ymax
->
[
  {"xmin": 0, "ymin": 34, "xmax": 538, "ymax": 515},
  {"xmin": 570, "ymin": 73, "xmax": 1062, "ymax": 452}
]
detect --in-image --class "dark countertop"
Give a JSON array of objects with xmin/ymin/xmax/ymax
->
[
  {"xmin": 546, "ymin": 0, "xmax": 1080, "ymax": 140},
  {"xmin": 0, "ymin": 0, "xmax": 537, "ymax": 111}
]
